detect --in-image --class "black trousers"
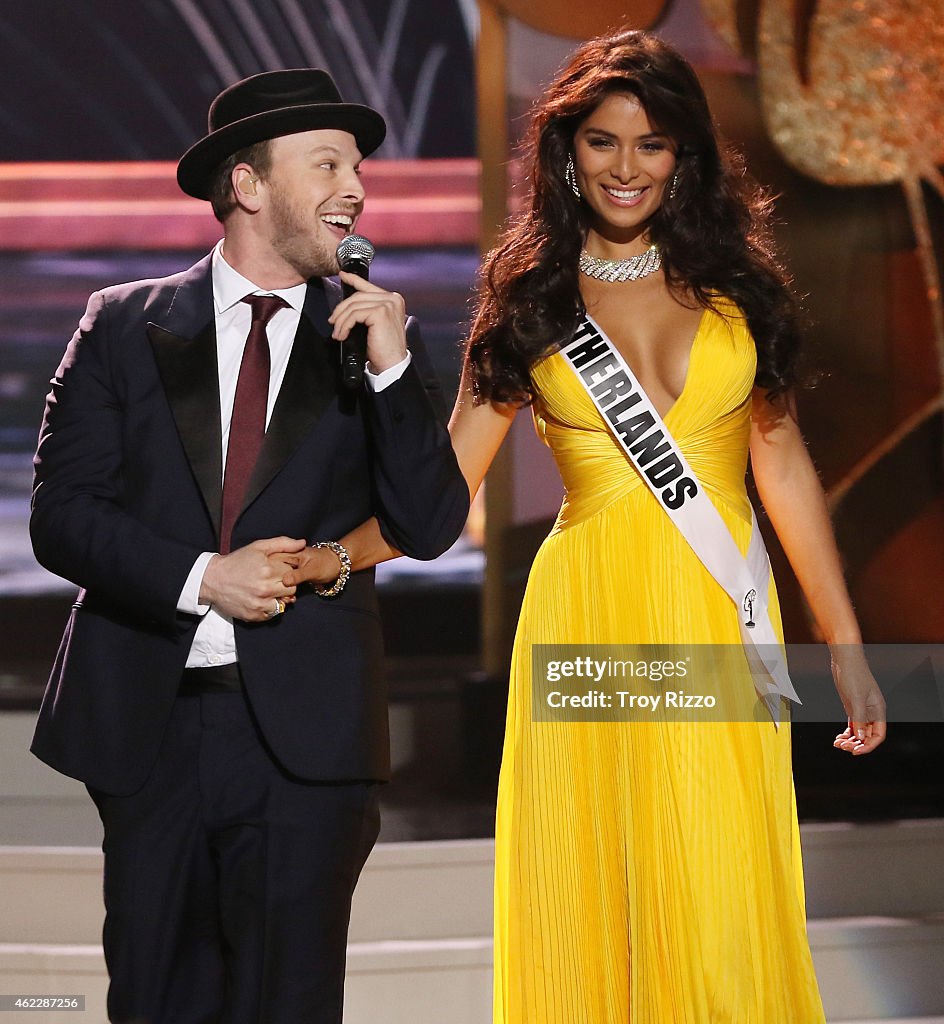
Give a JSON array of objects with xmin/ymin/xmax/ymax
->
[{"xmin": 89, "ymin": 684, "xmax": 380, "ymax": 1024}]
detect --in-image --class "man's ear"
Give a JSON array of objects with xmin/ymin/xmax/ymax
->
[{"xmin": 232, "ymin": 164, "xmax": 262, "ymax": 208}]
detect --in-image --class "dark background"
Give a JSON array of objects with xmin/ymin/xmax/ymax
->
[{"xmin": 0, "ymin": 0, "xmax": 474, "ymax": 160}]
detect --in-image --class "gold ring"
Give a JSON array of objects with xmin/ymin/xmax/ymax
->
[{"xmin": 270, "ymin": 598, "xmax": 286, "ymax": 617}]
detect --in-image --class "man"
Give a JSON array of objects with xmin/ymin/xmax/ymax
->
[{"xmin": 30, "ymin": 69, "xmax": 469, "ymax": 1023}]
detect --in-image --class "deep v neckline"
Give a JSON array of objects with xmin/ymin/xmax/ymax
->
[
  {"xmin": 586, "ymin": 304, "xmax": 711, "ymax": 422},
  {"xmin": 660, "ymin": 304, "xmax": 711, "ymax": 423}
]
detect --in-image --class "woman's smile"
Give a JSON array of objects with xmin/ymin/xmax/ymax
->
[{"xmin": 573, "ymin": 91, "xmax": 677, "ymax": 252}]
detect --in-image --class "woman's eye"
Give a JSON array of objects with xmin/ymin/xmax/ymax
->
[
  {"xmin": 640, "ymin": 141, "xmax": 665, "ymax": 153},
  {"xmin": 588, "ymin": 137, "xmax": 612, "ymax": 149}
]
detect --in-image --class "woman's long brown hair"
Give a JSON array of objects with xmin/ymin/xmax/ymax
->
[{"xmin": 467, "ymin": 29, "xmax": 802, "ymax": 406}]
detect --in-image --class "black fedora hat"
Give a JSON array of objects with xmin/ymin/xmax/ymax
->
[{"xmin": 177, "ymin": 69, "xmax": 386, "ymax": 200}]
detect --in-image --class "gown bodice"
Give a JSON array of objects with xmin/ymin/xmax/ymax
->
[{"xmin": 530, "ymin": 297, "xmax": 757, "ymax": 531}]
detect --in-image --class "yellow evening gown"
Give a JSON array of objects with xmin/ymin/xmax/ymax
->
[{"xmin": 492, "ymin": 299, "xmax": 826, "ymax": 1023}]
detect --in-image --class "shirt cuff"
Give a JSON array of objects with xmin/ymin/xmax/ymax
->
[
  {"xmin": 365, "ymin": 351, "xmax": 412, "ymax": 392},
  {"xmin": 177, "ymin": 551, "xmax": 216, "ymax": 615}
]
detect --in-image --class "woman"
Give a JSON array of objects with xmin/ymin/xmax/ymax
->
[
  {"xmin": 287, "ymin": 29, "xmax": 885, "ymax": 1023},
  {"xmin": 454, "ymin": 29, "xmax": 888, "ymax": 1022}
]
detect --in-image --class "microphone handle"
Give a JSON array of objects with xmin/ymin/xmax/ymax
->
[{"xmin": 340, "ymin": 260, "xmax": 370, "ymax": 390}]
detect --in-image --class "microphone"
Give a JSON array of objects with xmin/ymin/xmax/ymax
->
[{"xmin": 336, "ymin": 234, "xmax": 376, "ymax": 390}]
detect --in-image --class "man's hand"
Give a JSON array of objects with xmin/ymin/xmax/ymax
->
[
  {"xmin": 330, "ymin": 272, "xmax": 407, "ymax": 373},
  {"xmin": 200, "ymin": 537, "xmax": 305, "ymax": 622},
  {"xmin": 278, "ymin": 545, "xmax": 342, "ymax": 589}
]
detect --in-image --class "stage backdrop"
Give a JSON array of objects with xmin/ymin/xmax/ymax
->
[{"xmin": 0, "ymin": 0, "xmax": 474, "ymax": 159}]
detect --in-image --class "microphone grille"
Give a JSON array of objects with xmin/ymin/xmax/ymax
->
[{"xmin": 336, "ymin": 233, "xmax": 375, "ymax": 270}]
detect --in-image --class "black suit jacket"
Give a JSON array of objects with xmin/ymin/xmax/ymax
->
[{"xmin": 30, "ymin": 253, "xmax": 469, "ymax": 795}]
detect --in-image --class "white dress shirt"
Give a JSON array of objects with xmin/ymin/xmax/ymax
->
[{"xmin": 177, "ymin": 241, "xmax": 410, "ymax": 668}]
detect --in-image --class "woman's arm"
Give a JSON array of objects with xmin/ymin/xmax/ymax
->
[
  {"xmin": 749, "ymin": 387, "xmax": 886, "ymax": 754},
  {"xmin": 283, "ymin": 368, "xmax": 518, "ymax": 586},
  {"xmin": 447, "ymin": 366, "xmax": 519, "ymax": 500}
]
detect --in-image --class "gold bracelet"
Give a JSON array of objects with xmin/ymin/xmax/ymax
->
[{"xmin": 310, "ymin": 540, "xmax": 352, "ymax": 598}]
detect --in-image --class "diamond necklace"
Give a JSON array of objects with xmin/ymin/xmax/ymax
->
[{"xmin": 579, "ymin": 244, "xmax": 662, "ymax": 283}]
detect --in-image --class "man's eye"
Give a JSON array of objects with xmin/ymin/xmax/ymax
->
[{"xmin": 320, "ymin": 162, "xmax": 336, "ymax": 171}]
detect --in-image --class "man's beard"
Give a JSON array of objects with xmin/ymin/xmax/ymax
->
[{"xmin": 268, "ymin": 184, "xmax": 339, "ymax": 280}]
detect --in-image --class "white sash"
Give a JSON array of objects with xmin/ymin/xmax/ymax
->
[{"xmin": 560, "ymin": 313, "xmax": 800, "ymax": 725}]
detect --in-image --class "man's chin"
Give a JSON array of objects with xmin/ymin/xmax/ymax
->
[{"xmin": 291, "ymin": 256, "xmax": 338, "ymax": 282}]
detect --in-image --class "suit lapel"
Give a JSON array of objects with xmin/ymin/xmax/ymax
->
[
  {"xmin": 242, "ymin": 280, "xmax": 341, "ymax": 513},
  {"xmin": 146, "ymin": 256, "xmax": 223, "ymax": 535},
  {"xmin": 147, "ymin": 321, "xmax": 223, "ymax": 534}
]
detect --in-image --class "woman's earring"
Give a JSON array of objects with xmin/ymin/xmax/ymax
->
[
  {"xmin": 669, "ymin": 172, "xmax": 679, "ymax": 200},
  {"xmin": 565, "ymin": 155, "xmax": 581, "ymax": 199}
]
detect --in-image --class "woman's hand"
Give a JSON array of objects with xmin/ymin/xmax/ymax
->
[
  {"xmin": 830, "ymin": 646, "xmax": 887, "ymax": 755},
  {"xmin": 276, "ymin": 545, "xmax": 342, "ymax": 588}
]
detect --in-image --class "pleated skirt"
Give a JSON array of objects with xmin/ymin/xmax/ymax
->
[{"xmin": 492, "ymin": 491, "xmax": 826, "ymax": 1024}]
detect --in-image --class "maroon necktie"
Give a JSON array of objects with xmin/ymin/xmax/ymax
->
[{"xmin": 219, "ymin": 294, "xmax": 287, "ymax": 554}]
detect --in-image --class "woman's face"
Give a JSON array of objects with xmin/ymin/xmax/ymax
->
[{"xmin": 572, "ymin": 92, "xmax": 678, "ymax": 251}]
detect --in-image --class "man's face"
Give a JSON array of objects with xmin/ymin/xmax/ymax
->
[{"xmin": 261, "ymin": 129, "xmax": 365, "ymax": 279}]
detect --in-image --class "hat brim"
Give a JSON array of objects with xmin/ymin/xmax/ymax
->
[{"xmin": 177, "ymin": 102, "xmax": 387, "ymax": 200}]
